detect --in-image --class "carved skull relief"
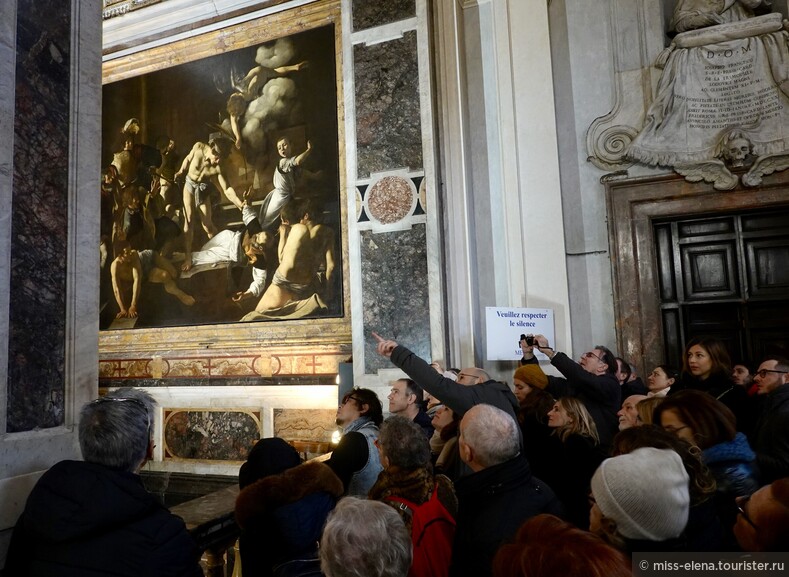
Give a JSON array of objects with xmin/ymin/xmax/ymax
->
[{"xmin": 725, "ymin": 138, "xmax": 751, "ymax": 168}]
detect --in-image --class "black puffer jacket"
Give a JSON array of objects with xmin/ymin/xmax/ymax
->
[
  {"xmin": 449, "ymin": 455, "xmax": 564, "ymax": 577},
  {"xmin": 5, "ymin": 460, "xmax": 203, "ymax": 577}
]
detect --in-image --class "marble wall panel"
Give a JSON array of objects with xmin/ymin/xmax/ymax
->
[
  {"xmin": 361, "ymin": 225, "xmax": 430, "ymax": 373},
  {"xmin": 7, "ymin": 0, "xmax": 70, "ymax": 432},
  {"xmin": 354, "ymin": 31, "xmax": 422, "ymax": 178},
  {"xmin": 352, "ymin": 0, "xmax": 416, "ymax": 31},
  {"xmin": 163, "ymin": 410, "xmax": 261, "ymax": 461},
  {"xmin": 273, "ymin": 408, "xmax": 336, "ymax": 443}
]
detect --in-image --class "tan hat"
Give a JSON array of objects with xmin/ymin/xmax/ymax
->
[{"xmin": 513, "ymin": 364, "xmax": 548, "ymax": 389}]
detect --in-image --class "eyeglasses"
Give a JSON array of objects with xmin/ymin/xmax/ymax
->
[
  {"xmin": 583, "ymin": 351, "xmax": 603, "ymax": 362},
  {"xmin": 663, "ymin": 425, "xmax": 689, "ymax": 435},
  {"xmin": 341, "ymin": 395, "xmax": 361, "ymax": 406},
  {"xmin": 457, "ymin": 372, "xmax": 477, "ymax": 381},
  {"xmin": 736, "ymin": 495, "xmax": 759, "ymax": 531},
  {"xmin": 90, "ymin": 396, "xmax": 151, "ymax": 436},
  {"xmin": 755, "ymin": 369, "xmax": 789, "ymax": 378}
]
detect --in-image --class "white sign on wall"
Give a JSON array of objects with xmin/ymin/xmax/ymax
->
[{"xmin": 485, "ymin": 307, "xmax": 555, "ymax": 361}]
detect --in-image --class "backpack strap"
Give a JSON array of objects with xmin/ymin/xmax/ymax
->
[
  {"xmin": 385, "ymin": 495, "xmax": 416, "ymax": 523},
  {"xmin": 385, "ymin": 482, "xmax": 441, "ymax": 522}
]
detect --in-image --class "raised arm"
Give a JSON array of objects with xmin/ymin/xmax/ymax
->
[
  {"xmin": 551, "ymin": 351, "xmax": 619, "ymax": 402},
  {"xmin": 374, "ymin": 333, "xmax": 480, "ymax": 416},
  {"xmin": 293, "ymin": 140, "xmax": 313, "ymax": 166}
]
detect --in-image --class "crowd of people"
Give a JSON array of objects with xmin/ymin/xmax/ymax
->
[{"xmin": 6, "ymin": 332, "xmax": 789, "ymax": 577}]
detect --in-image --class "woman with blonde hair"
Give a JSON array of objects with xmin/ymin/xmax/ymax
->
[
  {"xmin": 635, "ymin": 396, "xmax": 664, "ymax": 426},
  {"xmin": 541, "ymin": 397, "xmax": 606, "ymax": 528}
]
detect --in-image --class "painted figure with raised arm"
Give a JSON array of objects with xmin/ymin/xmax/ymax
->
[{"xmin": 258, "ymin": 138, "xmax": 313, "ymax": 230}]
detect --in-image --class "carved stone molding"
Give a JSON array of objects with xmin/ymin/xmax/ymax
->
[
  {"xmin": 586, "ymin": 123, "xmax": 639, "ymax": 171},
  {"xmin": 586, "ymin": 1, "xmax": 665, "ymax": 170},
  {"xmin": 103, "ymin": 0, "xmax": 164, "ymax": 20}
]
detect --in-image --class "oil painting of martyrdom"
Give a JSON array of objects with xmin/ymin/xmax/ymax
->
[{"xmin": 99, "ymin": 24, "xmax": 342, "ymax": 330}]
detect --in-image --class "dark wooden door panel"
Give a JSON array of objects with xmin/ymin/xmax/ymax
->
[{"xmin": 654, "ymin": 210, "xmax": 789, "ymax": 365}]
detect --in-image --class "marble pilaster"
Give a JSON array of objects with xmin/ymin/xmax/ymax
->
[
  {"xmin": 1, "ymin": 0, "xmax": 101, "ymax": 566},
  {"xmin": 7, "ymin": 0, "xmax": 71, "ymax": 432},
  {"xmin": 360, "ymin": 225, "xmax": 430, "ymax": 373},
  {"xmin": 351, "ymin": 0, "xmax": 415, "ymax": 31},
  {"xmin": 344, "ymin": 0, "xmax": 445, "ymax": 389},
  {"xmin": 354, "ymin": 31, "xmax": 422, "ymax": 178}
]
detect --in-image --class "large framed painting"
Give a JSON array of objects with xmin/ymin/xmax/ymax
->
[{"xmin": 99, "ymin": 1, "xmax": 348, "ymax": 350}]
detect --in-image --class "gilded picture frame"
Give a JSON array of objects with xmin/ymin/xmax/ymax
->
[{"xmin": 99, "ymin": 0, "xmax": 350, "ymax": 355}]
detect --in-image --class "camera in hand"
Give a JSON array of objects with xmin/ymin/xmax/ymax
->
[{"xmin": 520, "ymin": 334, "xmax": 536, "ymax": 347}]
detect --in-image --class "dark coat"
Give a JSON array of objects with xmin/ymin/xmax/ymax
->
[
  {"xmin": 449, "ymin": 455, "xmax": 564, "ymax": 577},
  {"xmin": 413, "ymin": 409, "xmax": 435, "ymax": 440},
  {"xmin": 621, "ymin": 377, "xmax": 649, "ymax": 402},
  {"xmin": 673, "ymin": 372, "xmax": 756, "ymax": 436},
  {"xmin": 518, "ymin": 410, "xmax": 562, "ymax": 484},
  {"xmin": 235, "ymin": 461, "xmax": 344, "ymax": 577},
  {"xmin": 684, "ymin": 498, "xmax": 727, "ymax": 552},
  {"xmin": 5, "ymin": 460, "xmax": 203, "ymax": 577},
  {"xmin": 753, "ymin": 384, "xmax": 789, "ymax": 483},
  {"xmin": 390, "ymin": 345, "xmax": 520, "ymax": 422},
  {"xmin": 535, "ymin": 433, "xmax": 606, "ymax": 529},
  {"xmin": 544, "ymin": 352, "xmax": 621, "ymax": 449}
]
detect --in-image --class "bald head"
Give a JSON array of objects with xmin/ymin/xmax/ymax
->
[
  {"xmin": 459, "ymin": 404, "xmax": 519, "ymax": 470},
  {"xmin": 456, "ymin": 367, "xmax": 490, "ymax": 386}
]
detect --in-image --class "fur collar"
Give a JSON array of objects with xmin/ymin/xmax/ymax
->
[{"xmin": 235, "ymin": 461, "xmax": 343, "ymax": 529}]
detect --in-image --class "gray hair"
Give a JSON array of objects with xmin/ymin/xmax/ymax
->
[
  {"xmin": 320, "ymin": 497, "xmax": 412, "ymax": 577},
  {"xmin": 461, "ymin": 404, "xmax": 519, "ymax": 468},
  {"xmin": 79, "ymin": 387, "xmax": 156, "ymax": 472},
  {"xmin": 379, "ymin": 416, "xmax": 431, "ymax": 469}
]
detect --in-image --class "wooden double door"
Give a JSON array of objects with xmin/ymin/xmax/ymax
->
[{"xmin": 654, "ymin": 209, "xmax": 789, "ymax": 370}]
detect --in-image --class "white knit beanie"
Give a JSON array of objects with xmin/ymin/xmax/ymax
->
[{"xmin": 591, "ymin": 447, "xmax": 690, "ymax": 541}]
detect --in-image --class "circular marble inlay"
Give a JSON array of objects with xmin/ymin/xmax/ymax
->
[
  {"xmin": 366, "ymin": 176, "xmax": 414, "ymax": 224},
  {"xmin": 418, "ymin": 177, "xmax": 427, "ymax": 213}
]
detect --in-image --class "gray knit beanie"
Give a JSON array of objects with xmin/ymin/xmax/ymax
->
[{"xmin": 591, "ymin": 447, "xmax": 690, "ymax": 541}]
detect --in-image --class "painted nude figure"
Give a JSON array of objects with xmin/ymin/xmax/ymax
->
[
  {"xmin": 175, "ymin": 138, "xmax": 244, "ymax": 271},
  {"xmin": 110, "ymin": 241, "xmax": 195, "ymax": 319},
  {"xmin": 253, "ymin": 199, "xmax": 335, "ymax": 313}
]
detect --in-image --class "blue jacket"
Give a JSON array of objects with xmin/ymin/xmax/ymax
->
[{"xmin": 703, "ymin": 432, "xmax": 760, "ymax": 498}]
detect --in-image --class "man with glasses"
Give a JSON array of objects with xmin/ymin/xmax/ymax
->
[
  {"xmin": 373, "ymin": 333, "xmax": 520, "ymax": 425},
  {"xmin": 523, "ymin": 334, "xmax": 621, "ymax": 449},
  {"xmin": 5, "ymin": 388, "xmax": 203, "ymax": 577},
  {"xmin": 751, "ymin": 357, "xmax": 789, "ymax": 483},
  {"xmin": 326, "ymin": 388, "xmax": 384, "ymax": 496}
]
